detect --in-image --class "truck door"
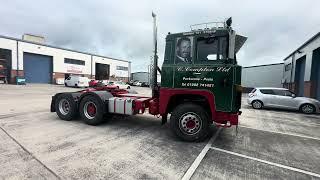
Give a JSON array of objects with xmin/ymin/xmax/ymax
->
[{"xmin": 173, "ymin": 36, "xmax": 235, "ymax": 112}]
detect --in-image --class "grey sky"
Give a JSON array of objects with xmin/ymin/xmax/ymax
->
[{"xmin": 1, "ymin": 0, "xmax": 319, "ymax": 72}]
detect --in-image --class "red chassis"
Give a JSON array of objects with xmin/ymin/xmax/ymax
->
[{"xmin": 80, "ymin": 86, "xmax": 239, "ymax": 127}]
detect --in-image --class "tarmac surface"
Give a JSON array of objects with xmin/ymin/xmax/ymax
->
[{"xmin": 0, "ymin": 84, "xmax": 319, "ymax": 179}]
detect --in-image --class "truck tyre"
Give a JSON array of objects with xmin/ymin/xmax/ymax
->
[
  {"xmin": 170, "ymin": 103, "xmax": 209, "ymax": 142},
  {"xmin": 55, "ymin": 94, "xmax": 77, "ymax": 121},
  {"xmin": 79, "ymin": 95, "xmax": 104, "ymax": 125}
]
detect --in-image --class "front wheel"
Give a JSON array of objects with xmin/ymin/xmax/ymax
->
[
  {"xmin": 170, "ymin": 103, "xmax": 210, "ymax": 142},
  {"xmin": 300, "ymin": 104, "xmax": 315, "ymax": 114}
]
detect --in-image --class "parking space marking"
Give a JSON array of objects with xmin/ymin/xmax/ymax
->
[
  {"xmin": 181, "ymin": 128, "xmax": 222, "ymax": 180},
  {"xmin": 239, "ymin": 125, "xmax": 320, "ymax": 141},
  {"xmin": 0, "ymin": 126, "xmax": 61, "ymax": 180},
  {"xmin": 209, "ymin": 146, "xmax": 320, "ymax": 178},
  {"xmin": 0, "ymin": 109, "xmax": 48, "ymax": 119}
]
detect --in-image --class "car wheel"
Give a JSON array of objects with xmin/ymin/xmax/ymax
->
[
  {"xmin": 79, "ymin": 95, "xmax": 105, "ymax": 125},
  {"xmin": 252, "ymin": 100, "xmax": 263, "ymax": 109},
  {"xmin": 170, "ymin": 103, "xmax": 209, "ymax": 142},
  {"xmin": 55, "ymin": 94, "xmax": 77, "ymax": 121},
  {"xmin": 300, "ymin": 104, "xmax": 315, "ymax": 114}
]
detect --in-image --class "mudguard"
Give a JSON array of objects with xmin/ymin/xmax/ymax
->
[{"xmin": 50, "ymin": 92, "xmax": 82, "ymax": 112}]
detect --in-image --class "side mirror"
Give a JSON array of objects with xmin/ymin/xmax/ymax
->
[{"xmin": 291, "ymin": 94, "xmax": 296, "ymax": 98}]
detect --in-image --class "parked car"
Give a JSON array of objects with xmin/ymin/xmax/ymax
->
[
  {"xmin": 135, "ymin": 81, "xmax": 142, "ymax": 86},
  {"xmin": 65, "ymin": 76, "xmax": 89, "ymax": 88},
  {"xmin": 128, "ymin": 80, "xmax": 135, "ymax": 86},
  {"xmin": 89, "ymin": 80, "xmax": 104, "ymax": 87},
  {"xmin": 107, "ymin": 81, "xmax": 130, "ymax": 89},
  {"xmin": 141, "ymin": 82, "xmax": 150, "ymax": 87},
  {"xmin": 132, "ymin": 80, "xmax": 139, "ymax": 86},
  {"xmin": 89, "ymin": 80, "xmax": 99, "ymax": 87},
  {"xmin": 247, "ymin": 87, "xmax": 320, "ymax": 114}
]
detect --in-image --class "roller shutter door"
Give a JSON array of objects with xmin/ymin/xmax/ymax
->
[{"xmin": 23, "ymin": 52, "xmax": 53, "ymax": 83}]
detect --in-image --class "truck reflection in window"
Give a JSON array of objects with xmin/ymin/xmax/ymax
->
[
  {"xmin": 197, "ymin": 37, "xmax": 227, "ymax": 62},
  {"xmin": 175, "ymin": 37, "xmax": 193, "ymax": 64}
]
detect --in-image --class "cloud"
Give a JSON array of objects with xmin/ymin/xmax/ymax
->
[{"xmin": 0, "ymin": 0, "xmax": 319, "ymax": 71}]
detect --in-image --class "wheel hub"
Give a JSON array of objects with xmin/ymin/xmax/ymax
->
[
  {"xmin": 84, "ymin": 102, "xmax": 97, "ymax": 119},
  {"xmin": 58, "ymin": 99, "xmax": 70, "ymax": 115},
  {"xmin": 179, "ymin": 113, "xmax": 201, "ymax": 135}
]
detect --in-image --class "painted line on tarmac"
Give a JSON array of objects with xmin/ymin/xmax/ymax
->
[
  {"xmin": 239, "ymin": 125, "xmax": 320, "ymax": 141},
  {"xmin": 0, "ymin": 126, "xmax": 61, "ymax": 180},
  {"xmin": 0, "ymin": 109, "xmax": 49, "ymax": 119},
  {"xmin": 209, "ymin": 146, "xmax": 320, "ymax": 178},
  {"xmin": 181, "ymin": 127, "xmax": 222, "ymax": 180}
]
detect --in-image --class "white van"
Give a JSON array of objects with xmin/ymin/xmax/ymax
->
[{"xmin": 64, "ymin": 75, "xmax": 89, "ymax": 88}]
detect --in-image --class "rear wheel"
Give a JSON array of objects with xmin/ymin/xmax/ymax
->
[
  {"xmin": 170, "ymin": 103, "xmax": 209, "ymax": 142},
  {"xmin": 300, "ymin": 104, "xmax": 315, "ymax": 114},
  {"xmin": 252, "ymin": 100, "xmax": 263, "ymax": 109},
  {"xmin": 79, "ymin": 96, "xmax": 105, "ymax": 125},
  {"xmin": 55, "ymin": 94, "xmax": 77, "ymax": 120}
]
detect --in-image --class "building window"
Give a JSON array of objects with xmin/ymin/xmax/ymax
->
[
  {"xmin": 285, "ymin": 63, "xmax": 292, "ymax": 71},
  {"xmin": 64, "ymin": 58, "xmax": 85, "ymax": 66},
  {"xmin": 116, "ymin": 66, "xmax": 128, "ymax": 71}
]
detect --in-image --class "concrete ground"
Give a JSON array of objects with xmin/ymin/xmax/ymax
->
[{"xmin": 0, "ymin": 84, "xmax": 319, "ymax": 179}]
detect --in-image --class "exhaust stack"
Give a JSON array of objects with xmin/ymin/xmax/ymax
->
[{"xmin": 151, "ymin": 12, "xmax": 159, "ymax": 98}]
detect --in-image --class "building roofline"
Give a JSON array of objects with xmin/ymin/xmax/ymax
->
[
  {"xmin": 0, "ymin": 34, "xmax": 130, "ymax": 63},
  {"xmin": 283, "ymin": 32, "xmax": 320, "ymax": 61},
  {"xmin": 243, "ymin": 62, "xmax": 283, "ymax": 69}
]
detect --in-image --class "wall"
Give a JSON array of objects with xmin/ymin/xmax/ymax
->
[
  {"xmin": 0, "ymin": 36, "xmax": 130, "ymax": 83},
  {"xmin": 19, "ymin": 41, "xmax": 92, "ymax": 75},
  {"xmin": 92, "ymin": 55, "xmax": 129, "ymax": 78},
  {"xmin": 242, "ymin": 63, "xmax": 284, "ymax": 88},
  {"xmin": 283, "ymin": 35, "xmax": 320, "ymax": 83},
  {"xmin": 132, "ymin": 72, "xmax": 149, "ymax": 83}
]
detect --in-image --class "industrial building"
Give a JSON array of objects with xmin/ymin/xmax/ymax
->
[
  {"xmin": 282, "ymin": 32, "xmax": 320, "ymax": 100},
  {"xmin": 131, "ymin": 72, "xmax": 161, "ymax": 84},
  {"xmin": 241, "ymin": 63, "xmax": 284, "ymax": 92},
  {"xmin": 0, "ymin": 34, "xmax": 131, "ymax": 84},
  {"xmin": 131, "ymin": 72, "xmax": 150, "ymax": 83}
]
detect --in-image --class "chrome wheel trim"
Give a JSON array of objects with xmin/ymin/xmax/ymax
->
[
  {"xmin": 84, "ymin": 101, "xmax": 97, "ymax": 119},
  {"xmin": 58, "ymin": 99, "xmax": 70, "ymax": 115},
  {"xmin": 302, "ymin": 104, "xmax": 314, "ymax": 113},
  {"xmin": 252, "ymin": 101, "xmax": 262, "ymax": 109},
  {"xmin": 178, "ymin": 112, "xmax": 202, "ymax": 135}
]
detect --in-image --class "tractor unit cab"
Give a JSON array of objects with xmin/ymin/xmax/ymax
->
[{"xmin": 161, "ymin": 19, "xmax": 247, "ymax": 113}]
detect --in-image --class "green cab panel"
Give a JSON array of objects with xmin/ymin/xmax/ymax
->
[{"xmin": 161, "ymin": 64, "xmax": 241, "ymax": 112}]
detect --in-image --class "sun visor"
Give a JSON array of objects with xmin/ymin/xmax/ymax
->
[{"xmin": 235, "ymin": 35, "xmax": 247, "ymax": 53}]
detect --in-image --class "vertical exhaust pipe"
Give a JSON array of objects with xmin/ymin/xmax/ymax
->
[{"xmin": 151, "ymin": 12, "xmax": 159, "ymax": 98}]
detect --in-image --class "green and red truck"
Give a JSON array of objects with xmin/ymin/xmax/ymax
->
[{"xmin": 50, "ymin": 15, "xmax": 247, "ymax": 142}]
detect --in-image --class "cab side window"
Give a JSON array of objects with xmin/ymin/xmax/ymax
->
[{"xmin": 196, "ymin": 37, "xmax": 228, "ymax": 63}]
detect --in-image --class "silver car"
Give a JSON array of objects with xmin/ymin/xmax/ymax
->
[{"xmin": 247, "ymin": 87, "xmax": 320, "ymax": 114}]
